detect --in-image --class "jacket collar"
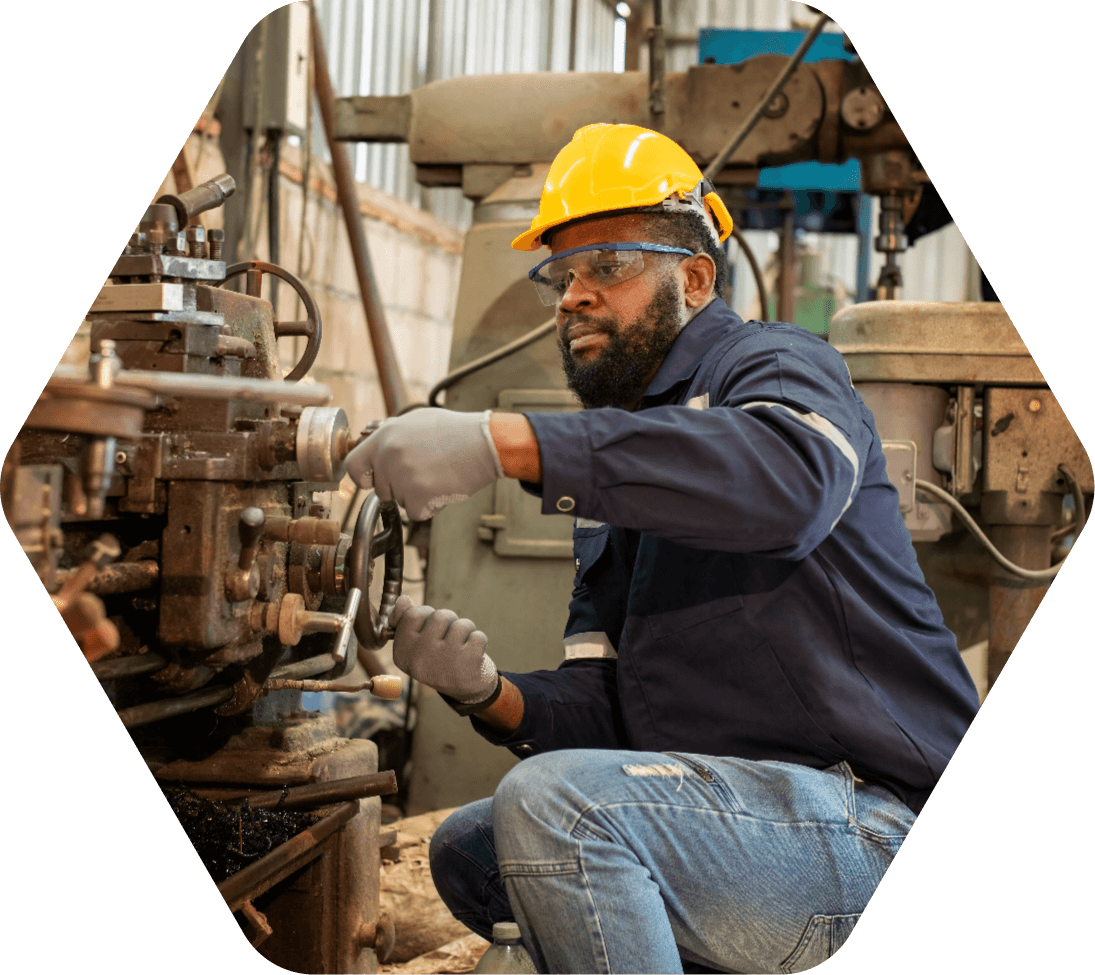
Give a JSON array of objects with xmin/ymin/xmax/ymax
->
[{"xmin": 640, "ymin": 297, "xmax": 747, "ymax": 404}]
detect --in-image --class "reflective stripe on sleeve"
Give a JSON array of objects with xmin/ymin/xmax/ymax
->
[
  {"xmin": 738, "ymin": 400, "xmax": 861, "ymax": 528},
  {"xmin": 563, "ymin": 631, "xmax": 617, "ymax": 660}
]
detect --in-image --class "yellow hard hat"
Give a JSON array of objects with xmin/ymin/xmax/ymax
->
[{"xmin": 511, "ymin": 123, "xmax": 733, "ymax": 252}]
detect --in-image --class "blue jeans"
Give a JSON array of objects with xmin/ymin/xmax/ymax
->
[{"xmin": 429, "ymin": 749, "xmax": 915, "ymax": 974}]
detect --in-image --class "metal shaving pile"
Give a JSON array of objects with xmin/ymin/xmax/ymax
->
[{"xmin": 162, "ymin": 784, "xmax": 319, "ymax": 881}]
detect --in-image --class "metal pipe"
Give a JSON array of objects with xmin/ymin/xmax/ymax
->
[
  {"xmin": 648, "ymin": 0, "xmax": 666, "ymax": 122},
  {"xmin": 266, "ymin": 132, "xmax": 282, "ymax": 314},
  {"xmin": 703, "ymin": 14, "xmax": 830, "ymax": 181},
  {"xmin": 117, "ymin": 684, "xmax": 235, "ymax": 729},
  {"xmin": 218, "ymin": 800, "xmax": 359, "ymax": 912},
  {"xmin": 987, "ymin": 525, "xmax": 1053, "ymax": 690},
  {"xmin": 309, "ymin": 5, "xmax": 409, "ymax": 416},
  {"xmin": 777, "ymin": 200, "xmax": 796, "ymax": 323}
]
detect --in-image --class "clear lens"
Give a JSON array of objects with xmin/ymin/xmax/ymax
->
[{"xmin": 531, "ymin": 249, "xmax": 645, "ymax": 305}]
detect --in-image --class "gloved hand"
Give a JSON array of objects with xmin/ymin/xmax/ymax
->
[
  {"xmin": 345, "ymin": 408, "xmax": 505, "ymax": 521},
  {"xmin": 389, "ymin": 595, "xmax": 500, "ymax": 708}
]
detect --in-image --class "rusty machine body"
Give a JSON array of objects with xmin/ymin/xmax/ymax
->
[
  {"xmin": 2, "ymin": 176, "xmax": 404, "ymax": 972},
  {"xmin": 332, "ymin": 50, "xmax": 1091, "ymax": 810}
]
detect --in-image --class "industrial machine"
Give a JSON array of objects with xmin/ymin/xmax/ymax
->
[
  {"xmin": 331, "ymin": 38, "xmax": 1091, "ymax": 811},
  {"xmin": 1, "ymin": 175, "xmax": 406, "ymax": 972},
  {"xmin": 2, "ymin": 18, "xmax": 1090, "ymax": 970}
]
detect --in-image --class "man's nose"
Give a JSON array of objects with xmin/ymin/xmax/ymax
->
[{"xmin": 558, "ymin": 271, "xmax": 597, "ymax": 313}]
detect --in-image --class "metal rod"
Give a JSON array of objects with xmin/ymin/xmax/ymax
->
[
  {"xmin": 92, "ymin": 651, "xmax": 168, "ymax": 681},
  {"xmin": 218, "ymin": 800, "xmax": 359, "ymax": 912},
  {"xmin": 267, "ymin": 654, "xmax": 340, "ymax": 682},
  {"xmin": 987, "ymin": 525, "xmax": 1053, "ymax": 690},
  {"xmin": 117, "ymin": 685, "xmax": 235, "ymax": 729},
  {"xmin": 703, "ymin": 15, "xmax": 830, "ymax": 181},
  {"xmin": 309, "ymin": 5, "xmax": 409, "ymax": 416},
  {"xmin": 50, "ymin": 366, "xmax": 332, "ymax": 406},
  {"xmin": 207, "ymin": 771, "xmax": 398, "ymax": 811},
  {"xmin": 777, "ymin": 200, "xmax": 796, "ymax": 323},
  {"xmin": 57, "ymin": 559, "xmax": 160, "ymax": 596}
]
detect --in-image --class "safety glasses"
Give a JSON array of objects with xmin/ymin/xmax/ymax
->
[{"xmin": 527, "ymin": 242, "xmax": 694, "ymax": 306}]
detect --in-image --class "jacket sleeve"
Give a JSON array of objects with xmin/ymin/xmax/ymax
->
[
  {"xmin": 524, "ymin": 335, "xmax": 874, "ymax": 560},
  {"xmin": 469, "ymin": 658, "xmax": 627, "ymax": 757}
]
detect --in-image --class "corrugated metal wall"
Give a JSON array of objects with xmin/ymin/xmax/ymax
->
[
  {"xmin": 311, "ymin": 0, "xmax": 975, "ymax": 306},
  {"xmin": 313, "ymin": 0, "xmax": 617, "ymax": 229}
]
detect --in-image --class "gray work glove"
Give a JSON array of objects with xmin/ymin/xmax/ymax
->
[
  {"xmin": 345, "ymin": 408, "xmax": 505, "ymax": 521},
  {"xmin": 389, "ymin": 595, "xmax": 500, "ymax": 710}
]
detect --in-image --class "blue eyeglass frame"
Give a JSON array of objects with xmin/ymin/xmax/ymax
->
[{"xmin": 527, "ymin": 242, "xmax": 695, "ymax": 284}]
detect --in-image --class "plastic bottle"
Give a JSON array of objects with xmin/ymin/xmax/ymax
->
[{"xmin": 473, "ymin": 921, "xmax": 538, "ymax": 974}]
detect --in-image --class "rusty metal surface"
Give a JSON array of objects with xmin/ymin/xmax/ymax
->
[
  {"xmin": 6, "ymin": 171, "xmax": 393, "ymax": 974},
  {"xmin": 830, "ymin": 301, "xmax": 1045, "ymax": 385},
  {"xmin": 218, "ymin": 799, "xmax": 360, "ymax": 911},
  {"xmin": 981, "ymin": 388, "xmax": 1093, "ymax": 526}
]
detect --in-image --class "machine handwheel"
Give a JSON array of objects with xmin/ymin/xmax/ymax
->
[
  {"xmin": 346, "ymin": 493, "xmax": 403, "ymax": 649},
  {"xmin": 219, "ymin": 260, "xmax": 322, "ymax": 382}
]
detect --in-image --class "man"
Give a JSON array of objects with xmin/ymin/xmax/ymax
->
[{"xmin": 346, "ymin": 124, "xmax": 979, "ymax": 974}]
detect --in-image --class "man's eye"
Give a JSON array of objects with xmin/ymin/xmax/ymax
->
[{"xmin": 589, "ymin": 262, "xmax": 625, "ymax": 281}]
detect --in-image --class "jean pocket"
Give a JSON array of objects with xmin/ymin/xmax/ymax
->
[{"xmin": 779, "ymin": 913, "xmax": 860, "ymax": 973}]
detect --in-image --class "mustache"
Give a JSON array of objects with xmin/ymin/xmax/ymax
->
[{"xmin": 559, "ymin": 314, "xmax": 619, "ymax": 344}]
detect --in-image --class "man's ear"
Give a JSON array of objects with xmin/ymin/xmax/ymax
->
[{"xmin": 682, "ymin": 253, "xmax": 716, "ymax": 307}]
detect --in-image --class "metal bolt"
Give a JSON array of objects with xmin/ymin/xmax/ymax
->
[
  {"xmin": 1028, "ymin": 399, "xmax": 1042, "ymax": 412},
  {"xmin": 763, "ymin": 90, "xmax": 790, "ymax": 119},
  {"xmin": 166, "ymin": 232, "xmax": 188, "ymax": 256},
  {"xmin": 207, "ymin": 228, "xmax": 224, "ymax": 262},
  {"xmin": 186, "ymin": 226, "xmax": 208, "ymax": 259},
  {"xmin": 128, "ymin": 231, "xmax": 147, "ymax": 252},
  {"xmin": 115, "ymin": 451, "xmax": 127, "ymax": 465},
  {"xmin": 89, "ymin": 340, "xmax": 121, "ymax": 389}
]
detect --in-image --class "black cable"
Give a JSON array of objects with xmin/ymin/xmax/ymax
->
[
  {"xmin": 731, "ymin": 226, "xmax": 768, "ymax": 322},
  {"xmin": 703, "ymin": 14, "xmax": 830, "ymax": 182}
]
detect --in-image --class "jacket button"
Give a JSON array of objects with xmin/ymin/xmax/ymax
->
[
  {"xmin": 556, "ymin": 496, "xmax": 576, "ymax": 512},
  {"xmin": 575, "ymin": 558, "xmax": 581, "ymax": 571}
]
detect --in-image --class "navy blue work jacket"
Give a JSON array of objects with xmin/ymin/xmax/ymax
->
[{"xmin": 474, "ymin": 297, "xmax": 979, "ymax": 815}]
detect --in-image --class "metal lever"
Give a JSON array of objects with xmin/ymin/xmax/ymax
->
[
  {"xmin": 259, "ymin": 588, "xmax": 404, "ymax": 698},
  {"xmin": 226, "ymin": 507, "xmax": 265, "ymax": 602},
  {"xmin": 54, "ymin": 534, "xmax": 122, "ymax": 662},
  {"xmin": 156, "ymin": 173, "xmax": 236, "ymax": 229}
]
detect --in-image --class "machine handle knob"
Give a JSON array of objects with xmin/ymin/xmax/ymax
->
[{"xmin": 238, "ymin": 507, "xmax": 265, "ymax": 573}]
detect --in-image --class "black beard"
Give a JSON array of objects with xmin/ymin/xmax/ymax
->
[{"xmin": 558, "ymin": 277, "xmax": 684, "ymax": 410}]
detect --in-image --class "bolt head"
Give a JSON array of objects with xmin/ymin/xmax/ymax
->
[
  {"xmin": 186, "ymin": 226, "xmax": 207, "ymax": 243},
  {"xmin": 1029, "ymin": 399, "xmax": 1042, "ymax": 412}
]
